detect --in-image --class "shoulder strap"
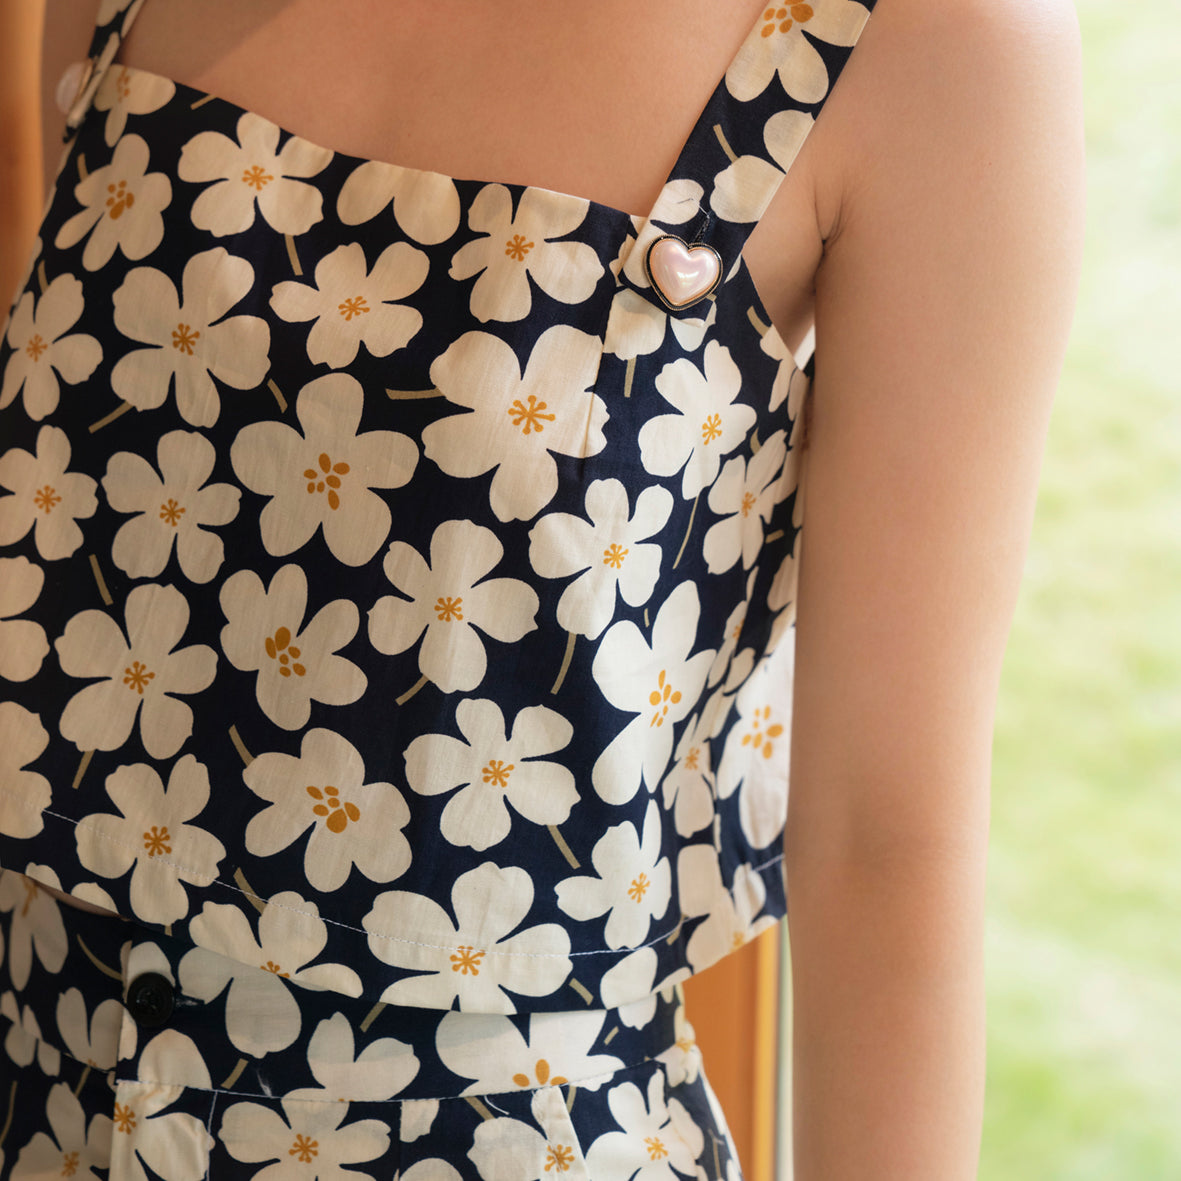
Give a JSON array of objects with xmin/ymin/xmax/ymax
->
[
  {"xmin": 621, "ymin": 0, "xmax": 877, "ymax": 314},
  {"xmin": 63, "ymin": 0, "xmax": 150, "ymax": 138}
]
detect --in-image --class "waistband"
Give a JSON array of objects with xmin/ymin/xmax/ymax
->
[{"xmin": 0, "ymin": 873, "xmax": 688, "ymax": 1103}]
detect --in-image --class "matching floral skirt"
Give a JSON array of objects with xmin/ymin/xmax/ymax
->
[{"xmin": 0, "ymin": 874, "xmax": 741, "ymax": 1180}]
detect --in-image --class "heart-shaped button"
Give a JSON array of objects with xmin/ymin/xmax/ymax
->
[{"xmin": 644, "ymin": 235, "xmax": 722, "ymax": 311}]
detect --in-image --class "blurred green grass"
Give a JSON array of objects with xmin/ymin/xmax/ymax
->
[{"xmin": 980, "ymin": 0, "xmax": 1181, "ymax": 1175}]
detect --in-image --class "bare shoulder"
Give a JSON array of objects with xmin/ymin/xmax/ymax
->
[{"xmin": 814, "ymin": 0, "xmax": 1083, "ymax": 239}]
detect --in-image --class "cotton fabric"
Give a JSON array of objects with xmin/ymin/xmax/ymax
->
[{"xmin": 0, "ymin": 0, "xmax": 876, "ymax": 1175}]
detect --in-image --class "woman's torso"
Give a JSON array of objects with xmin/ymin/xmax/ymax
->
[{"xmin": 4, "ymin": 0, "xmax": 874, "ymax": 1010}]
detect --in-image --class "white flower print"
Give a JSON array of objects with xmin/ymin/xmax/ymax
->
[
  {"xmin": 716, "ymin": 649, "xmax": 793, "ymax": 850},
  {"xmin": 657, "ymin": 1007, "xmax": 701, "ymax": 1088},
  {"xmin": 1, "ymin": 992, "xmax": 61, "ymax": 1075},
  {"xmin": 660, "ymin": 712, "xmax": 716, "ymax": 839},
  {"xmin": 103, "ymin": 430, "xmax": 240, "ymax": 583},
  {"xmin": 93, "ymin": 65, "xmax": 176, "ymax": 147},
  {"xmin": 601, "ymin": 287, "xmax": 716, "ymax": 364},
  {"xmin": 178, "ymin": 112, "xmax": 332, "ymax": 237},
  {"xmin": 74, "ymin": 756, "xmax": 227, "ymax": 925},
  {"xmin": 10, "ymin": 1082, "xmax": 110, "ymax": 1181},
  {"xmin": 368, "ymin": 519, "xmax": 538, "ymax": 695},
  {"xmin": 231, "ymin": 371, "xmax": 418, "ymax": 566},
  {"xmin": 110, "ymin": 1030, "xmax": 214, "ymax": 1181},
  {"xmin": 760, "ymin": 318, "xmax": 809, "ymax": 417},
  {"xmin": 55, "ymin": 582, "xmax": 216, "ymax": 759},
  {"xmin": 403, "ymin": 1160, "xmax": 459, "ymax": 1181},
  {"xmin": 590, "ymin": 580, "xmax": 715, "ymax": 806},
  {"xmin": 337, "ymin": 159, "xmax": 462, "ymax": 245},
  {"xmin": 637, "ymin": 342, "xmax": 757, "ymax": 500},
  {"xmin": 528, "ymin": 479, "xmax": 673, "ymax": 641},
  {"xmin": 110, "ymin": 247, "xmax": 270, "ymax": 426},
  {"xmin": 180, "ymin": 893, "xmax": 362, "ymax": 1057},
  {"xmin": 424, "ymin": 326, "xmax": 607, "ymax": 523},
  {"xmin": 765, "ymin": 533, "xmax": 800, "ymax": 657},
  {"xmin": 680, "ymin": 847, "xmax": 778, "ymax": 972},
  {"xmin": 0, "ymin": 704, "xmax": 51, "ymax": 837},
  {"xmin": 243, "ymin": 728, "xmax": 412, "ymax": 892},
  {"xmin": 399, "ymin": 1104, "xmax": 439, "ymax": 1144},
  {"xmin": 286, "ymin": 1012, "xmax": 420, "ymax": 1102},
  {"xmin": 404, "ymin": 699, "xmax": 577, "ymax": 851},
  {"xmin": 364, "ymin": 862, "xmax": 571, "ymax": 1013},
  {"xmin": 219, "ymin": 563, "xmax": 365, "ymax": 731},
  {"xmin": 584, "ymin": 1070, "xmax": 700, "ymax": 1181},
  {"xmin": 469, "ymin": 1087, "xmax": 587, "ymax": 1181},
  {"xmin": 56, "ymin": 988, "xmax": 123, "ymax": 1071},
  {"xmin": 711, "ymin": 109, "xmax": 814, "ymax": 225},
  {"xmin": 270, "ymin": 241, "xmax": 427, "ymax": 368},
  {"xmin": 725, "ymin": 0, "xmax": 872, "ymax": 105},
  {"xmin": 435, "ymin": 1008, "xmax": 622, "ymax": 1095},
  {"xmin": 220, "ymin": 1096, "xmax": 389, "ymax": 1181},
  {"xmin": 555, "ymin": 801, "xmax": 672, "ymax": 951},
  {"xmin": 705, "ymin": 569, "xmax": 759, "ymax": 691},
  {"xmin": 449, "ymin": 184, "xmax": 603, "ymax": 322},
  {"xmin": 0, "ymin": 866, "xmax": 67, "ymax": 990},
  {"xmin": 0, "ymin": 557, "xmax": 49, "ymax": 681},
  {"xmin": 0, "ymin": 425, "xmax": 98, "ymax": 560},
  {"xmin": 599, "ymin": 953, "xmax": 690, "ymax": 1031},
  {"xmin": 702, "ymin": 428, "xmax": 789, "ymax": 575},
  {"xmin": 1, "ymin": 274, "xmax": 102, "ymax": 420},
  {"xmin": 54, "ymin": 134, "xmax": 171, "ymax": 270}
]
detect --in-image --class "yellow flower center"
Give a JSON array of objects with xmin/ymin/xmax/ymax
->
[
  {"xmin": 303, "ymin": 451, "xmax": 349, "ymax": 511},
  {"xmin": 338, "ymin": 295, "xmax": 370, "ymax": 320},
  {"xmin": 482, "ymin": 759, "xmax": 514, "ymax": 788},
  {"xmin": 505, "ymin": 233, "xmax": 535, "ymax": 261},
  {"xmin": 435, "ymin": 595, "xmax": 464, "ymax": 622},
  {"xmin": 628, "ymin": 872, "xmax": 650, "ymax": 902},
  {"xmin": 265, "ymin": 626, "xmax": 306, "ymax": 677},
  {"xmin": 114, "ymin": 1103, "xmax": 136, "ymax": 1133},
  {"xmin": 761, "ymin": 3, "xmax": 813, "ymax": 36},
  {"xmin": 545, "ymin": 1143, "xmax": 575, "ymax": 1172},
  {"xmin": 307, "ymin": 784, "xmax": 362, "ymax": 834},
  {"xmin": 61, "ymin": 1151, "xmax": 80, "ymax": 1177},
  {"xmin": 171, "ymin": 322, "xmax": 200, "ymax": 355},
  {"xmin": 123, "ymin": 659, "xmax": 155, "ymax": 694},
  {"xmin": 25, "ymin": 334, "xmax": 47, "ymax": 361},
  {"xmin": 648, "ymin": 669, "xmax": 682, "ymax": 728},
  {"xmin": 289, "ymin": 1134, "xmax": 318, "ymax": 1163},
  {"xmin": 645, "ymin": 1136, "xmax": 668, "ymax": 1161},
  {"xmin": 242, "ymin": 164, "xmax": 275, "ymax": 190},
  {"xmin": 159, "ymin": 498, "xmax": 185, "ymax": 526},
  {"xmin": 33, "ymin": 484, "xmax": 62, "ymax": 513},
  {"xmin": 105, "ymin": 179, "xmax": 135, "ymax": 219},
  {"xmin": 683, "ymin": 746, "xmax": 701, "ymax": 771},
  {"xmin": 512, "ymin": 1058, "xmax": 570, "ymax": 1089},
  {"xmin": 740, "ymin": 704, "xmax": 784, "ymax": 759},
  {"xmin": 603, "ymin": 543, "xmax": 629, "ymax": 568},
  {"xmin": 508, "ymin": 394, "xmax": 557, "ymax": 435},
  {"xmin": 740, "ymin": 491, "xmax": 757, "ymax": 518},
  {"xmin": 142, "ymin": 825, "xmax": 171, "ymax": 857},
  {"xmin": 450, "ymin": 945, "xmax": 486, "ymax": 975},
  {"xmin": 701, "ymin": 413, "xmax": 723, "ymax": 444}
]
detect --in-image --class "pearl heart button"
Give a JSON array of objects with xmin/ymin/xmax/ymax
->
[{"xmin": 644, "ymin": 235, "xmax": 722, "ymax": 311}]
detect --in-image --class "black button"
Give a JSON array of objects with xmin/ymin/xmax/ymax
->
[{"xmin": 125, "ymin": 972, "xmax": 175, "ymax": 1028}]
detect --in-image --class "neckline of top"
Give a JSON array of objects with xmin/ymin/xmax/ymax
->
[{"xmin": 104, "ymin": 62, "xmax": 651, "ymax": 225}]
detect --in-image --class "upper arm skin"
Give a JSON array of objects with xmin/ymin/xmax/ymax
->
[
  {"xmin": 40, "ymin": 0, "xmax": 102, "ymax": 198},
  {"xmin": 786, "ymin": 0, "xmax": 1085, "ymax": 874}
]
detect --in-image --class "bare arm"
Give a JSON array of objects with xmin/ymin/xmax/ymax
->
[{"xmin": 786, "ymin": 0, "xmax": 1084, "ymax": 1176}]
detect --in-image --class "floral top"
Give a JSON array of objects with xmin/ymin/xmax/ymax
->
[{"xmin": 0, "ymin": 0, "xmax": 875, "ymax": 1013}]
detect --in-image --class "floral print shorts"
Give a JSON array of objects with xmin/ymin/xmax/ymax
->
[{"xmin": 0, "ymin": 872, "xmax": 741, "ymax": 1180}]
